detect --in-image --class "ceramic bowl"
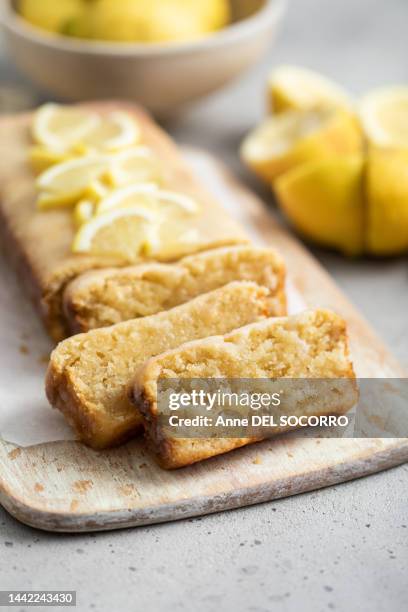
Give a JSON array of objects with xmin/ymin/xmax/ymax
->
[{"xmin": 0, "ymin": 0, "xmax": 286, "ymax": 117}]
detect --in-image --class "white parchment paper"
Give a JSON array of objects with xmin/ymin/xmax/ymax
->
[
  {"xmin": 0, "ymin": 150, "xmax": 306, "ymax": 447},
  {"xmin": 0, "ymin": 251, "xmax": 75, "ymax": 446}
]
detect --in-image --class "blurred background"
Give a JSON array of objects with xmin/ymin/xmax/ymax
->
[{"xmin": 1, "ymin": 0, "xmax": 407, "ymax": 363}]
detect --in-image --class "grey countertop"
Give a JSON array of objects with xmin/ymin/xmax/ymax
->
[{"xmin": 0, "ymin": 1, "xmax": 407, "ymax": 611}]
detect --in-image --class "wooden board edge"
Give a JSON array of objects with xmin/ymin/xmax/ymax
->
[{"xmin": 1, "ymin": 440, "xmax": 407, "ymax": 533}]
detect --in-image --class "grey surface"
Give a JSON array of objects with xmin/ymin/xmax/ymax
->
[{"xmin": 0, "ymin": 1, "xmax": 407, "ymax": 611}]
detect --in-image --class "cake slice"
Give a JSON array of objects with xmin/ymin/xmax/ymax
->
[
  {"xmin": 63, "ymin": 245, "xmax": 287, "ymax": 334},
  {"xmin": 0, "ymin": 102, "xmax": 247, "ymax": 341},
  {"xmin": 131, "ymin": 309, "xmax": 357, "ymax": 469},
  {"xmin": 46, "ymin": 282, "xmax": 272, "ymax": 449}
]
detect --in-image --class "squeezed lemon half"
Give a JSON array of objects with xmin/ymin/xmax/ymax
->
[
  {"xmin": 275, "ymin": 156, "xmax": 365, "ymax": 256},
  {"xmin": 241, "ymin": 108, "xmax": 362, "ymax": 183},
  {"xmin": 268, "ymin": 65, "xmax": 352, "ymax": 114},
  {"xmin": 243, "ymin": 66, "xmax": 408, "ymax": 256},
  {"xmin": 366, "ymin": 148, "xmax": 408, "ymax": 255},
  {"xmin": 359, "ymin": 86, "xmax": 408, "ymax": 148}
]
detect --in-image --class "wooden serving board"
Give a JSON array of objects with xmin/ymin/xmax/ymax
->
[{"xmin": 0, "ymin": 149, "xmax": 407, "ymax": 533}]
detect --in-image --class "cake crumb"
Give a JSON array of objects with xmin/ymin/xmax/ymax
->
[
  {"xmin": 252, "ymin": 456, "xmax": 263, "ymax": 465},
  {"xmin": 34, "ymin": 483, "xmax": 44, "ymax": 493},
  {"xmin": 72, "ymin": 480, "xmax": 93, "ymax": 494},
  {"xmin": 119, "ymin": 484, "xmax": 137, "ymax": 497},
  {"xmin": 19, "ymin": 344, "xmax": 29, "ymax": 355},
  {"xmin": 8, "ymin": 448, "xmax": 21, "ymax": 460}
]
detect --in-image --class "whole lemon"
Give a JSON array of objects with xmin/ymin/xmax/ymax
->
[
  {"xmin": 64, "ymin": 0, "xmax": 230, "ymax": 43},
  {"xmin": 241, "ymin": 109, "xmax": 363, "ymax": 183},
  {"xmin": 146, "ymin": 0, "xmax": 229, "ymax": 43},
  {"xmin": 18, "ymin": 0, "xmax": 83, "ymax": 33},
  {"xmin": 71, "ymin": 0, "xmax": 151, "ymax": 42},
  {"xmin": 180, "ymin": 0, "xmax": 230, "ymax": 33}
]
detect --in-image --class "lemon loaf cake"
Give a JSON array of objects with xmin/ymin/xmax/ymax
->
[
  {"xmin": 0, "ymin": 102, "xmax": 247, "ymax": 341},
  {"xmin": 131, "ymin": 309, "xmax": 357, "ymax": 469},
  {"xmin": 63, "ymin": 245, "xmax": 287, "ymax": 333},
  {"xmin": 46, "ymin": 282, "xmax": 272, "ymax": 449}
]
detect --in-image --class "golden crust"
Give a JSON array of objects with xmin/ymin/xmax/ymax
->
[
  {"xmin": 63, "ymin": 245, "xmax": 287, "ymax": 334},
  {"xmin": 131, "ymin": 309, "xmax": 357, "ymax": 469}
]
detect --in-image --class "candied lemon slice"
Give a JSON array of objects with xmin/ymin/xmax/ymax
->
[
  {"xmin": 84, "ymin": 179, "xmax": 110, "ymax": 202},
  {"xmin": 107, "ymin": 147, "xmax": 162, "ymax": 187},
  {"xmin": 32, "ymin": 104, "xmax": 140, "ymax": 153},
  {"xmin": 268, "ymin": 65, "xmax": 352, "ymax": 114},
  {"xmin": 36, "ymin": 192, "xmax": 74, "ymax": 210},
  {"xmin": 35, "ymin": 148, "xmax": 162, "ymax": 211},
  {"xmin": 72, "ymin": 206, "xmax": 159, "ymax": 261},
  {"xmin": 359, "ymin": 86, "xmax": 408, "ymax": 148},
  {"xmin": 29, "ymin": 143, "xmax": 93, "ymax": 173},
  {"xmin": 29, "ymin": 146, "xmax": 71, "ymax": 174},
  {"xmin": 275, "ymin": 156, "xmax": 365, "ymax": 256},
  {"xmin": 73, "ymin": 200, "xmax": 95, "ymax": 228},
  {"xmin": 96, "ymin": 183, "xmax": 199, "ymax": 215},
  {"xmin": 36, "ymin": 155, "xmax": 109, "ymax": 209},
  {"xmin": 241, "ymin": 109, "xmax": 362, "ymax": 183},
  {"xmin": 32, "ymin": 103, "xmax": 99, "ymax": 151},
  {"xmin": 82, "ymin": 111, "xmax": 140, "ymax": 151}
]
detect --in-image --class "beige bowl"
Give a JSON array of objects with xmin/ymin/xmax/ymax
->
[{"xmin": 0, "ymin": 0, "xmax": 286, "ymax": 117}]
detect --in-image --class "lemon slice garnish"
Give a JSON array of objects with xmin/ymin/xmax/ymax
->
[
  {"xmin": 32, "ymin": 103, "xmax": 100, "ymax": 151},
  {"xmin": 81, "ymin": 111, "xmax": 141, "ymax": 151},
  {"xmin": 84, "ymin": 179, "xmax": 110, "ymax": 202},
  {"xmin": 32, "ymin": 104, "xmax": 140, "ymax": 153},
  {"xmin": 359, "ymin": 86, "xmax": 408, "ymax": 148},
  {"xmin": 107, "ymin": 146, "xmax": 162, "ymax": 187},
  {"xmin": 156, "ymin": 189, "xmax": 200, "ymax": 213},
  {"xmin": 29, "ymin": 143, "xmax": 94, "ymax": 173},
  {"xmin": 34, "ymin": 145, "xmax": 162, "ymax": 210},
  {"xmin": 73, "ymin": 200, "xmax": 95, "ymax": 228},
  {"xmin": 36, "ymin": 155, "xmax": 109, "ymax": 209},
  {"xmin": 96, "ymin": 183, "xmax": 199, "ymax": 215},
  {"xmin": 268, "ymin": 65, "xmax": 352, "ymax": 114},
  {"xmin": 96, "ymin": 183, "xmax": 159, "ymax": 214},
  {"xmin": 72, "ymin": 206, "xmax": 159, "ymax": 260},
  {"xmin": 29, "ymin": 146, "xmax": 71, "ymax": 174},
  {"xmin": 241, "ymin": 109, "xmax": 362, "ymax": 182}
]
